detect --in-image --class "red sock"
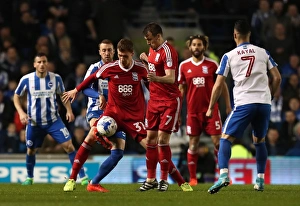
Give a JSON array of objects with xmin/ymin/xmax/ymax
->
[
  {"xmin": 169, "ymin": 161, "xmax": 185, "ymax": 186},
  {"xmin": 187, "ymin": 149, "xmax": 198, "ymax": 180},
  {"xmin": 146, "ymin": 144, "xmax": 158, "ymax": 179},
  {"xmin": 158, "ymin": 144, "xmax": 171, "ymax": 181},
  {"xmin": 70, "ymin": 141, "xmax": 92, "ymax": 180}
]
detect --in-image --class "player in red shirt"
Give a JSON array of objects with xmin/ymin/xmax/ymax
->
[
  {"xmin": 139, "ymin": 22, "xmax": 193, "ymax": 192},
  {"xmin": 62, "ymin": 39, "xmax": 149, "ymax": 192},
  {"xmin": 178, "ymin": 35, "xmax": 231, "ymax": 186}
]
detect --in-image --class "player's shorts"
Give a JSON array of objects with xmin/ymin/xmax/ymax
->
[
  {"xmin": 146, "ymin": 97, "xmax": 181, "ymax": 134},
  {"xmin": 223, "ymin": 103, "xmax": 271, "ymax": 139},
  {"xmin": 186, "ymin": 109, "xmax": 222, "ymax": 136},
  {"xmin": 86, "ymin": 110, "xmax": 104, "ymax": 123},
  {"xmin": 25, "ymin": 117, "xmax": 71, "ymax": 148}
]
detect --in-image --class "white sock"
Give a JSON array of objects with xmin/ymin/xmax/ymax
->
[
  {"xmin": 257, "ymin": 173, "xmax": 264, "ymax": 178},
  {"xmin": 220, "ymin": 168, "xmax": 229, "ymax": 174}
]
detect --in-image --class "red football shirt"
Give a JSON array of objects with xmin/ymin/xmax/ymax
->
[
  {"xmin": 178, "ymin": 57, "xmax": 219, "ymax": 113},
  {"xmin": 147, "ymin": 41, "xmax": 181, "ymax": 100},
  {"xmin": 77, "ymin": 60, "xmax": 148, "ymax": 123}
]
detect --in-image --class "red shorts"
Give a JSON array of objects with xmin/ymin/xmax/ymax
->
[
  {"xmin": 94, "ymin": 113, "xmax": 146, "ymax": 143},
  {"xmin": 146, "ymin": 97, "xmax": 182, "ymax": 134},
  {"xmin": 186, "ymin": 109, "xmax": 222, "ymax": 136}
]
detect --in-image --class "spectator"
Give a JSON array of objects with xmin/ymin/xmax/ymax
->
[
  {"xmin": 280, "ymin": 54, "xmax": 299, "ymax": 88},
  {"xmin": 266, "ymin": 127, "xmax": 286, "ymax": 156},
  {"xmin": 0, "ymin": 89, "xmax": 15, "ymax": 132},
  {"xmin": 66, "ymin": 0, "xmax": 97, "ymax": 61},
  {"xmin": 270, "ymin": 87, "xmax": 284, "ymax": 130},
  {"xmin": 282, "ymin": 74, "xmax": 300, "ymax": 111},
  {"xmin": 288, "ymin": 97, "xmax": 300, "ymax": 120},
  {"xmin": 93, "ymin": 0, "xmax": 129, "ymax": 49},
  {"xmin": 47, "ymin": 0, "xmax": 68, "ymax": 23},
  {"xmin": 286, "ymin": 4, "xmax": 300, "ymax": 55},
  {"xmin": 280, "ymin": 110, "xmax": 298, "ymax": 150},
  {"xmin": 262, "ymin": 0, "xmax": 292, "ymax": 45},
  {"xmin": 1, "ymin": 47, "xmax": 22, "ymax": 78},
  {"xmin": 177, "ymin": 142, "xmax": 216, "ymax": 183},
  {"xmin": 13, "ymin": 11, "xmax": 40, "ymax": 60},
  {"xmin": 251, "ymin": 0, "xmax": 272, "ymax": 46},
  {"xmin": 285, "ymin": 122, "xmax": 300, "ymax": 156},
  {"xmin": 265, "ymin": 22, "xmax": 294, "ymax": 70}
]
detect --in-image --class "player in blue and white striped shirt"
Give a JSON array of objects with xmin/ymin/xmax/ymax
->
[{"xmin": 13, "ymin": 53, "xmax": 88, "ymax": 186}]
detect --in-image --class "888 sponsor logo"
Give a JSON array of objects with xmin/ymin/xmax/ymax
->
[
  {"xmin": 193, "ymin": 77, "xmax": 205, "ymax": 87},
  {"xmin": 118, "ymin": 85, "xmax": 133, "ymax": 96}
]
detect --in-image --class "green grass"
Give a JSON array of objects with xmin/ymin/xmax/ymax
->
[{"xmin": 1, "ymin": 183, "xmax": 299, "ymax": 206}]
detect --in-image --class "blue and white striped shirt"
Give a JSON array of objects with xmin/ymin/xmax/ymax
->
[
  {"xmin": 83, "ymin": 60, "xmax": 108, "ymax": 114},
  {"xmin": 15, "ymin": 72, "xmax": 64, "ymax": 126}
]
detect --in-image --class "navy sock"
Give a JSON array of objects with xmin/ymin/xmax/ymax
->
[
  {"xmin": 91, "ymin": 149, "xmax": 124, "ymax": 184},
  {"xmin": 254, "ymin": 142, "xmax": 267, "ymax": 173},
  {"xmin": 218, "ymin": 138, "xmax": 232, "ymax": 169},
  {"xmin": 26, "ymin": 154, "xmax": 35, "ymax": 178},
  {"xmin": 68, "ymin": 151, "xmax": 86, "ymax": 178}
]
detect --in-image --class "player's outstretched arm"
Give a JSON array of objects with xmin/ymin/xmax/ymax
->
[{"xmin": 62, "ymin": 89, "xmax": 78, "ymax": 103}]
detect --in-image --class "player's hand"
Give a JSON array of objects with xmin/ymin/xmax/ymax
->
[
  {"xmin": 65, "ymin": 111, "xmax": 75, "ymax": 123},
  {"xmin": 99, "ymin": 94, "xmax": 107, "ymax": 110},
  {"xmin": 226, "ymin": 106, "xmax": 232, "ymax": 116},
  {"xmin": 147, "ymin": 72, "xmax": 157, "ymax": 82},
  {"xmin": 206, "ymin": 108, "xmax": 213, "ymax": 118},
  {"xmin": 140, "ymin": 52, "xmax": 148, "ymax": 64},
  {"xmin": 19, "ymin": 112, "xmax": 30, "ymax": 125},
  {"xmin": 62, "ymin": 89, "xmax": 78, "ymax": 103}
]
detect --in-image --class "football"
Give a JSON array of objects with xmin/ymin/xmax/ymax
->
[{"xmin": 96, "ymin": 116, "xmax": 117, "ymax": 137}]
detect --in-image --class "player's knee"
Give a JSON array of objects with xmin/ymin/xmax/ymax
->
[{"xmin": 112, "ymin": 149, "xmax": 124, "ymax": 162}]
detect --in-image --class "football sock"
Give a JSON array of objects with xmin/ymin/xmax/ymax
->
[
  {"xmin": 91, "ymin": 149, "xmax": 123, "ymax": 184},
  {"xmin": 168, "ymin": 161, "xmax": 185, "ymax": 185},
  {"xmin": 254, "ymin": 142, "xmax": 267, "ymax": 173},
  {"xmin": 218, "ymin": 138, "xmax": 232, "ymax": 169},
  {"xmin": 187, "ymin": 149, "xmax": 198, "ymax": 180},
  {"xmin": 69, "ymin": 141, "xmax": 91, "ymax": 180},
  {"xmin": 26, "ymin": 154, "xmax": 35, "ymax": 178},
  {"xmin": 158, "ymin": 144, "xmax": 171, "ymax": 181},
  {"xmin": 146, "ymin": 144, "xmax": 158, "ymax": 179},
  {"xmin": 68, "ymin": 151, "xmax": 86, "ymax": 179}
]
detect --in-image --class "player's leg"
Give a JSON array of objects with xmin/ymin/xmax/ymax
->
[
  {"xmin": 139, "ymin": 130, "xmax": 159, "ymax": 191},
  {"xmin": 22, "ymin": 125, "xmax": 45, "ymax": 185},
  {"xmin": 63, "ymin": 127, "xmax": 97, "ymax": 192},
  {"xmin": 87, "ymin": 132, "xmax": 126, "ymax": 192},
  {"xmin": 49, "ymin": 118, "xmax": 88, "ymax": 185},
  {"xmin": 185, "ymin": 113, "xmax": 201, "ymax": 186},
  {"xmin": 208, "ymin": 104, "xmax": 253, "ymax": 194},
  {"xmin": 139, "ymin": 137, "xmax": 192, "ymax": 191},
  {"xmin": 252, "ymin": 104, "xmax": 270, "ymax": 192},
  {"xmin": 187, "ymin": 135, "xmax": 200, "ymax": 186}
]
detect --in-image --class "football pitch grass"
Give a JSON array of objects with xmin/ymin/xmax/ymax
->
[{"xmin": 1, "ymin": 183, "xmax": 299, "ymax": 206}]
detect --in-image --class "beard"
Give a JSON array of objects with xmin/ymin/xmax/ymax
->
[{"xmin": 191, "ymin": 50, "xmax": 204, "ymax": 59}]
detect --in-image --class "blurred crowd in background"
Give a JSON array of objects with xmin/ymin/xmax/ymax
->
[{"xmin": 1, "ymin": 0, "xmax": 300, "ymax": 158}]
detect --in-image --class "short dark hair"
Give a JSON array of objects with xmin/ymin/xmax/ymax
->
[
  {"xmin": 234, "ymin": 19, "xmax": 251, "ymax": 36},
  {"xmin": 34, "ymin": 52, "xmax": 47, "ymax": 61},
  {"xmin": 99, "ymin": 39, "xmax": 113, "ymax": 47},
  {"xmin": 142, "ymin": 22, "xmax": 163, "ymax": 36},
  {"xmin": 117, "ymin": 38, "xmax": 133, "ymax": 52}
]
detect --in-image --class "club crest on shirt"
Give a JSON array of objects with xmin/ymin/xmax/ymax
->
[
  {"xmin": 132, "ymin": 72, "xmax": 138, "ymax": 81},
  {"xmin": 48, "ymin": 81, "xmax": 53, "ymax": 88},
  {"xmin": 202, "ymin": 66, "xmax": 208, "ymax": 74}
]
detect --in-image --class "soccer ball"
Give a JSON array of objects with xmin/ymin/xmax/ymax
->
[{"xmin": 96, "ymin": 116, "xmax": 117, "ymax": 137}]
